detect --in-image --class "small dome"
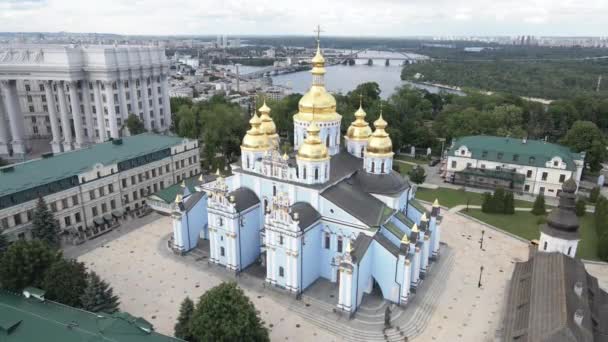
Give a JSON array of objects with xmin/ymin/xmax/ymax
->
[
  {"xmin": 241, "ymin": 114, "xmax": 270, "ymax": 151},
  {"xmin": 258, "ymin": 100, "xmax": 279, "ymax": 146},
  {"xmin": 297, "ymin": 121, "xmax": 329, "ymax": 161},
  {"xmin": 346, "ymin": 104, "xmax": 372, "ymax": 141},
  {"xmin": 366, "ymin": 113, "xmax": 393, "ymax": 156}
]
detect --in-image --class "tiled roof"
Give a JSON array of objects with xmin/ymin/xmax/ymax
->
[
  {"xmin": 228, "ymin": 187, "xmax": 260, "ymax": 212},
  {"xmin": 290, "ymin": 202, "xmax": 321, "ymax": 231},
  {"xmin": 450, "ymin": 135, "xmax": 582, "ymax": 171},
  {"xmin": 0, "ymin": 290, "xmax": 183, "ymax": 342}
]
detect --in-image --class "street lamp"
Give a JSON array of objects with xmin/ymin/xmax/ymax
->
[
  {"xmin": 480, "ymin": 230, "xmax": 485, "ymax": 250},
  {"xmin": 478, "ymin": 266, "xmax": 484, "ymax": 288}
]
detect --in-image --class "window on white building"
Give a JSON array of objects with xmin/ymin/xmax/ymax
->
[
  {"xmin": 542, "ymin": 172, "xmax": 548, "ymax": 181},
  {"xmin": 337, "ymin": 236, "xmax": 343, "ymax": 253},
  {"xmin": 279, "ymin": 267, "xmax": 284, "ymax": 277},
  {"xmin": 451, "ymin": 161, "xmax": 457, "ymax": 168},
  {"xmin": 324, "ymin": 233, "xmax": 330, "ymax": 249},
  {"xmin": 559, "ymin": 174, "xmax": 566, "ymax": 183}
]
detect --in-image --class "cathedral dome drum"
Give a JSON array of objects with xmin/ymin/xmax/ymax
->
[{"xmin": 346, "ymin": 104, "xmax": 373, "ymax": 141}]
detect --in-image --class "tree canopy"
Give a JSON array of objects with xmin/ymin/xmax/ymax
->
[
  {"xmin": 31, "ymin": 197, "xmax": 61, "ymax": 248},
  {"xmin": 189, "ymin": 282, "xmax": 269, "ymax": 342},
  {"xmin": 0, "ymin": 240, "xmax": 61, "ymax": 291},
  {"xmin": 125, "ymin": 114, "xmax": 146, "ymax": 135},
  {"xmin": 42, "ymin": 259, "xmax": 88, "ymax": 308}
]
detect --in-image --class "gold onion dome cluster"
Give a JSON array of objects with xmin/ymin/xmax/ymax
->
[
  {"xmin": 294, "ymin": 42, "xmax": 341, "ymax": 123},
  {"xmin": 258, "ymin": 100, "xmax": 279, "ymax": 145},
  {"xmin": 366, "ymin": 112, "xmax": 394, "ymax": 156},
  {"xmin": 241, "ymin": 113, "xmax": 270, "ymax": 151},
  {"xmin": 297, "ymin": 119, "xmax": 329, "ymax": 161},
  {"xmin": 346, "ymin": 103, "xmax": 373, "ymax": 141}
]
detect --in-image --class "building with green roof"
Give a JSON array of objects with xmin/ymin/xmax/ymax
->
[
  {"xmin": 446, "ymin": 135, "xmax": 584, "ymax": 197},
  {"xmin": 0, "ymin": 289, "xmax": 182, "ymax": 341},
  {"xmin": 0, "ymin": 133, "xmax": 199, "ymax": 242}
]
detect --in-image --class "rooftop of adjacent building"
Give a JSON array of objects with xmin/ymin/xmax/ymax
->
[
  {"xmin": 0, "ymin": 288, "xmax": 183, "ymax": 342},
  {"xmin": 449, "ymin": 135, "xmax": 584, "ymax": 171},
  {"xmin": 0, "ymin": 134, "xmax": 192, "ymax": 197}
]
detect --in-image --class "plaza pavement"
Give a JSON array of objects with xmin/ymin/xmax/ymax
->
[{"xmin": 77, "ymin": 209, "xmax": 608, "ymax": 341}]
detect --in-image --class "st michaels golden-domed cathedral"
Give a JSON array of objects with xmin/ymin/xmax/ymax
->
[{"xmin": 169, "ymin": 29, "xmax": 444, "ymax": 315}]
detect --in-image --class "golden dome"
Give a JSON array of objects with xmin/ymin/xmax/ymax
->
[
  {"xmin": 297, "ymin": 120, "xmax": 329, "ymax": 161},
  {"xmin": 366, "ymin": 111, "xmax": 394, "ymax": 157},
  {"xmin": 293, "ymin": 40, "xmax": 341, "ymax": 123},
  {"xmin": 241, "ymin": 114, "xmax": 270, "ymax": 151},
  {"xmin": 258, "ymin": 100, "xmax": 279, "ymax": 145},
  {"xmin": 346, "ymin": 103, "xmax": 372, "ymax": 141}
]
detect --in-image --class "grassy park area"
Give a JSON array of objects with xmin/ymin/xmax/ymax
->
[
  {"xmin": 394, "ymin": 154, "xmax": 428, "ymax": 165},
  {"xmin": 415, "ymin": 187, "xmax": 534, "ymax": 209},
  {"xmin": 464, "ymin": 209, "xmax": 599, "ymax": 260}
]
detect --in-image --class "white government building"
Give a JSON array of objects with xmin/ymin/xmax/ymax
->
[{"xmin": 0, "ymin": 44, "xmax": 172, "ymax": 157}]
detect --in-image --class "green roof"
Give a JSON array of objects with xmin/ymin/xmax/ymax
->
[
  {"xmin": 409, "ymin": 198, "xmax": 430, "ymax": 215},
  {"xmin": 384, "ymin": 221, "xmax": 405, "ymax": 239},
  {"xmin": 149, "ymin": 175, "xmax": 201, "ymax": 204},
  {"xmin": 395, "ymin": 211, "xmax": 415, "ymax": 228},
  {"xmin": 449, "ymin": 136, "xmax": 582, "ymax": 171},
  {"xmin": 0, "ymin": 290, "xmax": 182, "ymax": 341},
  {"xmin": 0, "ymin": 134, "xmax": 188, "ymax": 197}
]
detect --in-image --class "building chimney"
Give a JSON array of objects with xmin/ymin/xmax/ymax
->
[
  {"xmin": 574, "ymin": 309, "xmax": 584, "ymax": 327},
  {"xmin": 574, "ymin": 281, "xmax": 584, "ymax": 297}
]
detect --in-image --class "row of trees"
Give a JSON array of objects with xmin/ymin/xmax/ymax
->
[
  {"xmin": 0, "ymin": 198, "xmax": 120, "ymax": 313},
  {"xmin": 174, "ymin": 282, "xmax": 269, "ymax": 342},
  {"xmin": 401, "ymin": 59, "xmax": 608, "ymax": 100},
  {"xmin": 481, "ymin": 188, "xmax": 515, "ymax": 214}
]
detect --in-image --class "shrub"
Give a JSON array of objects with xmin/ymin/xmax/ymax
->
[
  {"xmin": 589, "ymin": 186, "xmax": 601, "ymax": 203},
  {"xmin": 575, "ymin": 198, "xmax": 587, "ymax": 217},
  {"xmin": 532, "ymin": 193, "xmax": 547, "ymax": 216}
]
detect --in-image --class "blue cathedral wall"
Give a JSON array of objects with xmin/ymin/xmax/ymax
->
[
  {"xmin": 179, "ymin": 194, "xmax": 208, "ymax": 251},
  {"xmin": 302, "ymin": 223, "xmax": 323, "ymax": 290},
  {"xmin": 370, "ymin": 241, "xmax": 400, "ymax": 303},
  {"xmin": 238, "ymin": 205, "xmax": 262, "ymax": 271}
]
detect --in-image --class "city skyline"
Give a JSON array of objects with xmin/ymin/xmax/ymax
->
[{"xmin": 1, "ymin": 0, "xmax": 607, "ymax": 37}]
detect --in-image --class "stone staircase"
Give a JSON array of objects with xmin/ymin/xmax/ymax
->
[{"xmin": 288, "ymin": 247, "xmax": 456, "ymax": 341}]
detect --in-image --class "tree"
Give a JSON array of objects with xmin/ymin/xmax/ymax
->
[
  {"xmin": 561, "ymin": 121, "xmax": 607, "ymax": 172},
  {"xmin": 589, "ymin": 186, "xmax": 601, "ymax": 203},
  {"xmin": 481, "ymin": 192, "xmax": 493, "ymax": 213},
  {"xmin": 493, "ymin": 188, "xmax": 506, "ymax": 214},
  {"xmin": 0, "ymin": 157, "xmax": 8, "ymax": 167},
  {"xmin": 174, "ymin": 297, "xmax": 195, "ymax": 341},
  {"xmin": 408, "ymin": 166, "xmax": 427, "ymax": 184},
  {"xmin": 0, "ymin": 240, "xmax": 60, "ymax": 291},
  {"xmin": 503, "ymin": 191, "xmax": 515, "ymax": 214},
  {"xmin": 80, "ymin": 271, "xmax": 120, "ymax": 314},
  {"xmin": 0, "ymin": 234, "xmax": 9, "ymax": 256},
  {"xmin": 598, "ymin": 233, "xmax": 608, "ymax": 262},
  {"xmin": 42, "ymin": 259, "xmax": 88, "ymax": 308},
  {"xmin": 532, "ymin": 193, "xmax": 547, "ymax": 216},
  {"xmin": 189, "ymin": 282, "xmax": 269, "ymax": 342},
  {"xmin": 125, "ymin": 114, "xmax": 146, "ymax": 135},
  {"xmin": 575, "ymin": 198, "xmax": 587, "ymax": 217},
  {"xmin": 31, "ymin": 197, "xmax": 61, "ymax": 248}
]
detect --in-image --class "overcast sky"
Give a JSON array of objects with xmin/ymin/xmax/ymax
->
[{"xmin": 1, "ymin": 0, "xmax": 607, "ymax": 37}]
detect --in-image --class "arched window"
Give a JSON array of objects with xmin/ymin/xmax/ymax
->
[
  {"xmin": 381, "ymin": 162, "xmax": 385, "ymax": 173},
  {"xmin": 326, "ymin": 134, "xmax": 330, "ymax": 146},
  {"xmin": 567, "ymin": 246, "xmax": 572, "ymax": 256},
  {"xmin": 246, "ymin": 156, "xmax": 250, "ymax": 169},
  {"xmin": 279, "ymin": 266, "xmax": 284, "ymax": 277},
  {"xmin": 273, "ymin": 185, "xmax": 277, "ymax": 196},
  {"xmin": 303, "ymin": 167, "xmax": 307, "ymax": 179},
  {"xmin": 296, "ymin": 166, "xmax": 299, "ymax": 179},
  {"xmin": 371, "ymin": 161, "xmax": 375, "ymax": 173},
  {"xmin": 360, "ymin": 147, "xmax": 364, "ymax": 158},
  {"xmin": 264, "ymin": 199, "xmax": 269, "ymax": 213},
  {"xmin": 543, "ymin": 241, "xmax": 548, "ymax": 250},
  {"xmin": 315, "ymin": 168, "xmax": 319, "ymax": 180}
]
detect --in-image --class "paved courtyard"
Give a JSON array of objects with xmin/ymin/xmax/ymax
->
[{"xmin": 77, "ymin": 209, "xmax": 608, "ymax": 341}]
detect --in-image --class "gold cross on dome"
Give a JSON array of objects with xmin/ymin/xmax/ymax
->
[
  {"xmin": 314, "ymin": 25, "xmax": 323, "ymax": 43},
  {"xmin": 359, "ymin": 93, "xmax": 363, "ymax": 107}
]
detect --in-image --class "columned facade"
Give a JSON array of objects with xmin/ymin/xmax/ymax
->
[{"xmin": 0, "ymin": 45, "xmax": 172, "ymax": 157}]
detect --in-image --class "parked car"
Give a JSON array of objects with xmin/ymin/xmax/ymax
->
[{"xmin": 428, "ymin": 157, "xmax": 440, "ymax": 166}]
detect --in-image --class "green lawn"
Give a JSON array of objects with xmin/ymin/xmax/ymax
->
[
  {"xmin": 397, "ymin": 162, "xmax": 414, "ymax": 175},
  {"xmin": 415, "ymin": 187, "xmax": 534, "ymax": 209},
  {"xmin": 394, "ymin": 155, "xmax": 428, "ymax": 165},
  {"xmin": 464, "ymin": 209, "xmax": 598, "ymax": 260}
]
